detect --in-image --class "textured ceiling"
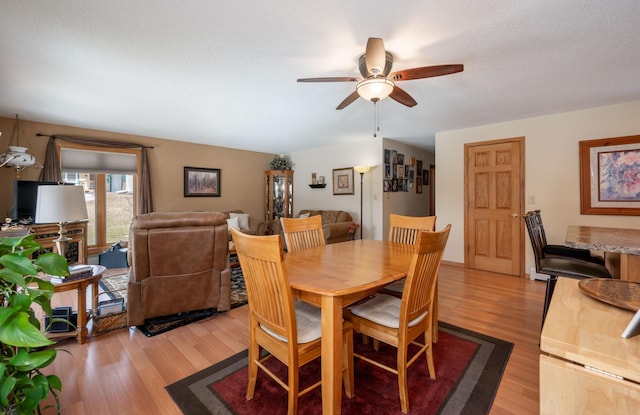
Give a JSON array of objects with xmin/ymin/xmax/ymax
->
[{"xmin": 1, "ymin": 1, "xmax": 640, "ymax": 154}]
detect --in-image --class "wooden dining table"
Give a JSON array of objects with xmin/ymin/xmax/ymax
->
[
  {"xmin": 284, "ymin": 239, "xmax": 415, "ymax": 415},
  {"xmin": 565, "ymin": 225, "xmax": 640, "ymax": 281}
]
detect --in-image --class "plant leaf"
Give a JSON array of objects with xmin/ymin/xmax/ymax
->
[
  {"xmin": 0, "ymin": 253, "xmax": 37, "ymax": 276},
  {"xmin": 0, "ymin": 267, "xmax": 28, "ymax": 288},
  {"xmin": 0, "ymin": 374, "xmax": 18, "ymax": 407},
  {"xmin": 34, "ymin": 253, "xmax": 69, "ymax": 276},
  {"xmin": 0, "ymin": 312, "xmax": 55, "ymax": 348},
  {"xmin": 9, "ymin": 349, "xmax": 57, "ymax": 372},
  {"xmin": 46, "ymin": 374, "xmax": 62, "ymax": 392}
]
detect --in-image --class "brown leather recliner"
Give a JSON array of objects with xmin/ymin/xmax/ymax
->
[{"xmin": 127, "ymin": 211, "xmax": 230, "ymax": 326}]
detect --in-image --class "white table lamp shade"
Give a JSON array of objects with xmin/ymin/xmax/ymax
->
[{"xmin": 35, "ymin": 185, "xmax": 88, "ymax": 224}]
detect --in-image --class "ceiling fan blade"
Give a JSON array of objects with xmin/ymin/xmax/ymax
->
[
  {"xmin": 336, "ymin": 91, "xmax": 360, "ymax": 110},
  {"xmin": 389, "ymin": 64, "xmax": 464, "ymax": 81},
  {"xmin": 297, "ymin": 77, "xmax": 361, "ymax": 82},
  {"xmin": 365, "ymin": 37, "xmax": 386, "ymax": 76},
  {"xmin": 389, "ymin": 86, "xmax": 417, "ymax": 107}
]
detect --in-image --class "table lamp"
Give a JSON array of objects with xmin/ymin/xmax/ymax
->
[{"xmin": 35, "ymin": 185, "xmax": 88, "ymax": 259}]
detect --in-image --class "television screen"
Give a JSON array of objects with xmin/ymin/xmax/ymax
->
[{"xmin": 13, "ymin": 180, "xmax": 60, "ymax": 223}]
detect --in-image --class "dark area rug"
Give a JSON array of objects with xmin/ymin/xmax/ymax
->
[
  {"xmin": 166, "ymin": 322, "xmax": 513, "ymax": 415},
  {"xmin": 99, "ymin": 261, "xmax": 248, "ymax": 337}
]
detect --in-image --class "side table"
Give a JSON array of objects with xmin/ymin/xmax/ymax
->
[{"xmin": 45, "ymin": 265, "xmax": 106, "ymax": 344}]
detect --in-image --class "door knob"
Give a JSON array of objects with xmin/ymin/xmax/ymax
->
[{"xmin": 511, "ymin": 213, "xmax": 519, "ymax": 218}]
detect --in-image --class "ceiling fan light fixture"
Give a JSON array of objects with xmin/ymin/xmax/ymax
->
[{"xmin": 356, "ymin": 78, "xmax": 394, "ymax": 102}]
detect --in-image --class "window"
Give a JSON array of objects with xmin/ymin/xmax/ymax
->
[{"xmin": 59, "ymin": 145, "xmax": 140, "ymax": 254}]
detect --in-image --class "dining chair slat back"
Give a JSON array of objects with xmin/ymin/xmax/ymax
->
[
  {"xmin": 388, "ymin": 214, "xmax": 437, "ymax": 244},
  {"xmin": 281, "ymin": 215, "xmax": 325, "ymax": 252}
]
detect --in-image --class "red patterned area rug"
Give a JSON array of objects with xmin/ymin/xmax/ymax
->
[{"xmin": 166, "ymin": 322, "xmax": 513, "ymax": 415}]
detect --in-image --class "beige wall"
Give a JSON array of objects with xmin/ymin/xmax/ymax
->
[
  {"xmin": 0, "ymin": 117, "xmax": 273, "ymax": 222},
  {"xmin": 435, "ymin": 100, "xmax": 640, "ymax": 273},
  {"xmin": 291, "ymin": 138, "xmax": 383, "ymax": 239},
  {"xmin": 291, "ymin": 138, "xmax": 434, "ymax": 240}
]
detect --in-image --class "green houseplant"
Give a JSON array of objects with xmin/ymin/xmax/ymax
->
[{"xmin": 0, "ymin": 233, "xmax": 70, "ymax": 414}]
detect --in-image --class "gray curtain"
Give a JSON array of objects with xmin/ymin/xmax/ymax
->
[{"xmin": 39, "ymin": 136, "xmax": 153, "ymax": 214}]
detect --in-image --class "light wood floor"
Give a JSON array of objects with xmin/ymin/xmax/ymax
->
[{"xmin": 42, "ymin": 262, "xmax": 545, "ymax": 414}]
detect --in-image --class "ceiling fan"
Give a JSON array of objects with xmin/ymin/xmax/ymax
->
[{"xmin": 297, "ymin": 37, "xmax": 463, "ymax": 110}]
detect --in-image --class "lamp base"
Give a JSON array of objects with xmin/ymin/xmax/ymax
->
[{"xmin": 53, "ymin": 222, "xmax": 72, "ymax": 259}]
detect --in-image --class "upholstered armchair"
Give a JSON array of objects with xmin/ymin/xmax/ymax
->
[{"xmin": 127, "ymin": 211, "xmax": 230, "ymax": 326}]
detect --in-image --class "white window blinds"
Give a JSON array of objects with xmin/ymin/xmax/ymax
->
[{"xmin": 61, "ymin": 148, "xmax": 137, "ymax": 174}]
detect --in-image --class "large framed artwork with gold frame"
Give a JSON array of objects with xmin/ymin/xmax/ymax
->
[{"xmin": 580, "ymin": 135, "xmax": 640, "ymax": 215}]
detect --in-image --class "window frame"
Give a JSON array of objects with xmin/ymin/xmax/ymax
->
[{"xmin": 56, "ymin": 141, "xmax": 141, "ymax": 255}]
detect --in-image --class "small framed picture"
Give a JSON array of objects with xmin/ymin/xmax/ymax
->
[
  {"xmin": 184, "ymin": 167, "xmax": 221, "ymax": 197},
  {"xmin": 384, "ymin": 163, "xmax": 392, "ymax": 179},
  {"xmin": 333, "ymin": 167, "xmax": 354, "ymax": 195}
]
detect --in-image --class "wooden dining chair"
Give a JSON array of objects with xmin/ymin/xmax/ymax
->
[
  {"xmin": 280, "ymin": 215, "xmax": 325, "ymax": 252},
  {"xmin": 344, "ymin": 225, "xmax": 451, "ymax": 414},
  {"xmin": 383, "ymin": 213, "xmax": 438, "ymax": 340},
  {"xmin": 387, "ymin": 213, "xmax": 437, "ymax": 244},
  {"xmin": 230, "ymin": 228, "xmax": 354, "ymax": 414}
]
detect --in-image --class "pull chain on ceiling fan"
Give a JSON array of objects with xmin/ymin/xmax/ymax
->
[{"xmin": 297, "ymin": 37, "xmax": 464, "ymax": 110}]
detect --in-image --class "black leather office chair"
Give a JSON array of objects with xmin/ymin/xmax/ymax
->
[
  {"xmin": 531, "ymin": 210, "xmax": 604, "ymax": 265},
  {"xmin": 523, "ymin": 211, "xmax": 612, "ymax": 326}
]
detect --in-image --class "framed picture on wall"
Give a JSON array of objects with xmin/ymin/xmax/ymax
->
[
  {"xmin": 384, "ymin": 163, "xmax": 392, "ymax": 179},
  {"xmin": 184, "ymin": 167, "xmax": 221, "ymax": 197},
  {"xmin": 579, "ymin": 135, "xmax": 640, "ymax": 215},
  {"xmin": 332, "ymin": 167, "xmax": 354, "ymax": 195}
]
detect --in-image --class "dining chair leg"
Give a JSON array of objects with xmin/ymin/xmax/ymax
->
[
  {"xmin": 342, "ymin": 327, "xmax": 355, "ymax": 398},
  {"xmin": 425, "ymin": 332, "xmax": 436, "ymax": 379},
  {"xmin": 287, "ymin": 364, "xmax": 299, "ymax": 415},
  {"xmin": 246, "ymin": 338, "xmax": 259, "ymax": 399},
  {"xmin": 397, "ymin": 345, "xmax": 410, "ymax": 414}
]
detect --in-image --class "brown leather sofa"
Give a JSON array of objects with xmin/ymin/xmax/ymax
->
[
  {"xmin": 298, "ymin": 209, "xmax": 354, "ymax": 244},
  {"xmin": 127, "ymin": 211, "xmax": 230, "ymax": 326}
]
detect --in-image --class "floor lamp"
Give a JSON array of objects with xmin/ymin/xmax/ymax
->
[{"xmin": 353, "ymin": 165, "xmax": 371, "ymax": 239}]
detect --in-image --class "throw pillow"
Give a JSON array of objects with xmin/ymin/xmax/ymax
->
[
  {"xmin": 299, "ymin": 212, "xmax": 310, "ymax": 218},
  {"xmin": 226, "ymin": 216, "xmax": 240, "ymax": 233},
  {"xmin": 229, "ymin": 212, "xmax": 250, "ymax": 230}
]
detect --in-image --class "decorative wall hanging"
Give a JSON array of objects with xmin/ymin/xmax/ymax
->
[
  {"xmin": 184, "ymin": 167, "xmax": 220, "ymax": 197},
  {"xmin": 580, "ymin": 135, "xmax": 640, "ymax": 215},
  {"xmin": 332, "ymin": 167, "xmax": 354, "ymax": 195}
]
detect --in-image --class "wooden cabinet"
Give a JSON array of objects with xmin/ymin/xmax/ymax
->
[
  {"xmin": 264, "ymin": 170, "xmax": 294, "ymax": 235},
  {"xmin": 540, "ymin": 278, "xmax": 640, "ymax": 414},
  {"xmin": 30, "ymin": 221, "xmax": 88, "ymax": 265}
]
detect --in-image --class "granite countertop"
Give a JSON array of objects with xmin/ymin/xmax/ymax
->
[{"xmin": 566, "ymin": 225, "xmax": 640, "ymax": 255}]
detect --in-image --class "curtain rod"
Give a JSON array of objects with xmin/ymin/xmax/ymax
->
[{"xmin": 36, "ymin": 133, "xmax": 154, "ymax": 149}]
